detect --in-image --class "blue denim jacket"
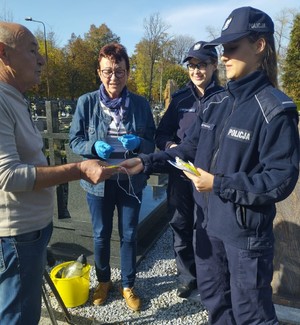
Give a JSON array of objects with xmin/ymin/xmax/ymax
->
[{"xmin": 69, "ymin": 89, "xmax": 156, "ymax": 196}]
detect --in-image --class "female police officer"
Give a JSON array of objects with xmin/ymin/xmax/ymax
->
[
  {"xmin": 119, "ymin": 7, "xmax": 299, "ymax": 324},
  {"xmin": 155, "ymin": 41, "xmax": 222, "ymax": 299}
]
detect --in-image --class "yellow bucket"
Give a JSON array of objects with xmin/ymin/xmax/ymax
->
[{"xmin": 50, "ymin": 261, "xmax": 91, "ymax": 308}]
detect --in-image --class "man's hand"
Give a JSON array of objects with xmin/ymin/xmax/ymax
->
[
  {"xmin": 80, "ymin": 160, "xmax": 120, "ymax": 184},
  {"xmin": 183, "ymin": 167, "xmax": 214, "ymax": 192},
  {"xmin": 118, "ymin": 158, "xmax": 143, "ymax": 175}
]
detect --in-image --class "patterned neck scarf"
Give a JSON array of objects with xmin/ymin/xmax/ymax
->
[
  {"xmin": 99, "ymin": 83, "xmax": 129, "ymax": 127},
  {"xmin": 99, "ymin": 83, "xmax": 128, "ymax": 109}
]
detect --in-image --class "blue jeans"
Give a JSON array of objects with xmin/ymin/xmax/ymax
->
[
  {"xmin": 86, "ymin": 180, "xmax": 142, "ymax": 288},
  {"xmin": 0, "ymin": 222, "xmax": 53, "ymax": 325}
]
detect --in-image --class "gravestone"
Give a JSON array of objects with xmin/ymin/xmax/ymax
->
[
  {"xmin": 164, "ymin": 79, "xmax": 178, "ymax": 109},
  {"xmin": 271, "ymin": 125, "xmax": 300, "ymax": 309},
  {"xmin": 272, "ymin": 174, "xmax": 300, "ymax": 308}
]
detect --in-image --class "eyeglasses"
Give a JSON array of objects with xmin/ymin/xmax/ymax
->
[
  {"xmin": 101, "ymin": 69, "xmax": 126, "ymax": 79},
  {"xmin": 187, "ymin": 62, "xmax": 210, "ymax": 71}
]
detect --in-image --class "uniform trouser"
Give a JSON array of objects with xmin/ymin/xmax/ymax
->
[
  {"xmin": 167, "ymin": 169, "xmax": 197, "ymax": 287},
  {"xmin": 195, "ymin": 227, "xmax": 279, "ymax": 325}
]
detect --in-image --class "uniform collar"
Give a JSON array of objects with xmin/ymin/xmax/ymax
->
[{"xmin": 226, "ymin": 71, "xmax": 271, "ymax": 102}]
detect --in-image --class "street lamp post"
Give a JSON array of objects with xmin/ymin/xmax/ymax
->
[{"xmin": 25, "ymin": 17, "xmax": 50, "ymax": 98}]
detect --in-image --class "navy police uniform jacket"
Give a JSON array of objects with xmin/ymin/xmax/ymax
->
[
  {"xmin": 155, "ymin": 79, "xmax": 223, "ymax": 150},
  {"xmin": 140, "ymin": 71, "xmax": 299, "ymax": 250}
]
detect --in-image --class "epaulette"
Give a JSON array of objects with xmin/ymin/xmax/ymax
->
[{"xmin": 256, "ymin": 86, "xmax": 297, "ymax": 123}]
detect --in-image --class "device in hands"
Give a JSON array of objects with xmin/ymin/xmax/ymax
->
[{"xmin": 168, "ymin": 157, "xmax": 200, "ymax": 176}]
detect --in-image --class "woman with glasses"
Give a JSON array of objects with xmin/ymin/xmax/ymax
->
[
  {"xmin": 69, "ymin": 42, "xmax": 156, "ymax": 312},
  {"xmin": 155, "ymin": 41, "xmax": 223, "ymax": 299},
  {"xmin": 119, "ymin": 6, "xmax": 299, "ymax": 324}
]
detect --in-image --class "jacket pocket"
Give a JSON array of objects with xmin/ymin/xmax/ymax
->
[
  {"xmin": 87, "ymin": 125, "xmax": 97, "ymax": 142},
  {"xmin": 236, "ymin": 204, "xmax": 247, "ymax": 229},
  {"xmin": 235, "ymin": 204, "xmax": 270, "ymax": 231}
]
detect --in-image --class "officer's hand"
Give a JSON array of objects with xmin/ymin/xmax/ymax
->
[
  {"xmin": 183, "ymin": 168, "xmax": 214, "ymax": 192},
  {"xmin": 119, "ymin": 158, "xmax": 143, "ymax": 175}
]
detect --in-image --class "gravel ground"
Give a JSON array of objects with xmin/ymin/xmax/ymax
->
[
  {"xmin": 41, "ymin": 227, "xmax": 300, "ymax": 325},
  {"xmin": 42, "ymin": 227, "xmax": 209, "ymax": 325}
]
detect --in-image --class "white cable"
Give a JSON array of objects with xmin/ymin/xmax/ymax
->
[{"xmin": 116, "ymin": 165, "xmax": 141, "ymax": 204}]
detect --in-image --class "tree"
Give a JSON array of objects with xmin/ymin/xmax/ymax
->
[
  {"xmin": 26, "ymin": 29, "xmax": 59, "ymax": 99},
  {"xmin": 163, "ymin": 65, "xmax": 189, "ymax": 90},
  {"xmin": 170, "ymin": 35, "xmax": 195, "ymax": 64},
  {"xmin": 84, "ymin": 24, "xmax": 120, "ymax": 55},
  {"xmin": 63, "ymin": 24, "xmax": 121, "ymax": 99},
  {"xmin": 12, "ymin": 7, "xmax": 297, "ymax": 104},
  {"xmin": 63, "ymin": 35, "xmax": 95, "ymax": 99},
  {"xmin": 33, "ymin": 29, "xmax": 65, "ymax": 99},
  {"xmin": 140, "ymin": 12, "xmax": 171, "ymax": 102},
  {"xmin": 205, "ymin": 26, "xmax": 226, "ymax": 85},
  {"xmin": 152, "ymin": 63, "xmax": 189, "ymax": 105},
  {"xmin": 127, "ymin": 55, "xmax": 138, "ymax": 93},
  {"xmin": 134, "ymin": 14, "xmax": 195, "ymax": 103},
  {"xmin": 134, "ymin": 40, "xmax": 153, "ymax": 98},
  {"xmin": 0, "ymin": 2, "xmax": 13, "ymax": 21},
  {"xmin": 84, "ymin": 24, "xmax": 120, "ymax": 84},
  {"xmin": 282, "ymin": 13, "xmax": 300, "ymax": 100},
  {"xmin": 274, "ymin": 8, "xmax": 298, "ymax": 87}
]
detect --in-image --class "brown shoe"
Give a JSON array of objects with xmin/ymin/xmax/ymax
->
[
  {"xmin": 93, "ymin": 281, "xmax": 112, "ymax": 306},
  {"xmin": 120, "ymin": 287, "xmax": 141, "ymax": 311}
]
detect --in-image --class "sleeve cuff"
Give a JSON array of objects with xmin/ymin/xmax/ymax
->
[{"xmin": 213, "ymin": 173, "xmax": 224, "ymax": 195}]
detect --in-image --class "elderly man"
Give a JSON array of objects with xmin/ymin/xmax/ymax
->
[{"xmin": 0, "ymin": 21, "xmax": 118, "ymax": 325}]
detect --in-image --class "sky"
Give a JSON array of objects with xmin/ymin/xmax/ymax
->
[{"xmin": 1, "ymin": 0, "xmax": 299, "ymax": 55}]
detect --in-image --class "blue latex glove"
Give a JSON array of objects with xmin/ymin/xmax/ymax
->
[
  {"xmin": 94, "ymin": 140, "xmax": 114, "ymax": 159},
  {"xmin": 118, "ymin": 134, "xmax": 140, "ymax": 151}
]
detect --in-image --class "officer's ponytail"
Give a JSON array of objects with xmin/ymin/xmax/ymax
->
[{"xmin": 248, "ymin": 32, "xmax": 278, "ymax": 88}]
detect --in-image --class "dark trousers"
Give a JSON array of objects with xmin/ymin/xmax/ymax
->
[
  {"xmin": 195, "ymin": 227, "xmax": 279, "ymax": 325},
  {"xmin": 167, "ymin": 169, "xmax": 197, "ymax": 287}
]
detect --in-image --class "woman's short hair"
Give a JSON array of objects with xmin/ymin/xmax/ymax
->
[{"xmin": 98, "ymin": 43, "xmax": 130, "ymax": 71}]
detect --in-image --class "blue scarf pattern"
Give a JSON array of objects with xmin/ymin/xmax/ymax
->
[{"xmin": 99, "ymin": 83, "xmax": 129, "ymax": 127}]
